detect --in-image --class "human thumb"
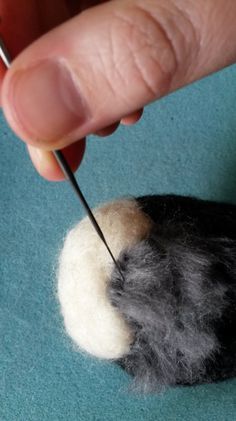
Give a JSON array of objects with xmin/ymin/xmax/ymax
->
[{"xmin": 2, "ymin": 0, "xmax": 236, "ymax": 150}]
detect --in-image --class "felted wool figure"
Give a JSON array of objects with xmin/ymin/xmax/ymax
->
[{"xmin": 58, "ymin": 195, "xmax": 236, "ymax": 392}]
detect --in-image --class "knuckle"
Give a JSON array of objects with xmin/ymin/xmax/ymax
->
[{"xmin": 111, "ymin": 1, "xmax": 200, "ymax": 99}]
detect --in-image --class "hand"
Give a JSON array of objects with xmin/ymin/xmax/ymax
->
[{"xmin": 1, "ymin": 0, "xmax": 236, "ymax": 180}]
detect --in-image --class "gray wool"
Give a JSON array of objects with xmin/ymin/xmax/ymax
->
[{"xmin": 108, "ymin": 233, "xmax": 236, "ymax": 392}]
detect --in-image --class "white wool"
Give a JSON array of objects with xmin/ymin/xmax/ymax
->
[{"xmin": 57, "ymin": 198, "xmax": 152, "ymax": 359}]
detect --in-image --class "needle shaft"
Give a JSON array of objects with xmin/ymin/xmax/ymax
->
[
  {"xmin": 0, "ymin": 37, "xmax": 124, "ymax": 280},
  {"xmin": 54, "ymin": 150, "xmax": 124, "ymax": 279}
]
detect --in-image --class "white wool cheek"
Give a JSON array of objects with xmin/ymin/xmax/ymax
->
[{"xmin": 57, "ymin": 199, "xmax": 152, "ymax": 359}]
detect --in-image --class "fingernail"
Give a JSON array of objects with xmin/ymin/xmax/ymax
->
[
  {"xmin": 28, "ymin": 140, "xmax": 86, "ymax": 181},
  {"xmin": 28, "ymin": 146, "xmax": 55, "ymax": 173},
  {"xmin": 9, "ymin": 59, "xmax": 90, "ymax": 144}
]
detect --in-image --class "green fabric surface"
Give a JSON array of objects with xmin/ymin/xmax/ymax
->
[{"xmin": 1, "ymin": 64, "xmax": 236, "ymax": 421}]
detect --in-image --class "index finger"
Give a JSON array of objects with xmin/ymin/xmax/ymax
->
[
  {"xmin": 0, "ymin": 1, "xmax": 38, "ymax": 81},
  {"xmin": 0, "ymin": 0, "xmax": 70, "ymax": 91}
]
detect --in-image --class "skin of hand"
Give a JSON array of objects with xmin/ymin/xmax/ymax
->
[{"xmin": 1, "ymin": 0, "xmax": 236, "ymax": 180}]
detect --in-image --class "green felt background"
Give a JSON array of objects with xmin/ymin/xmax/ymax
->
[{"xmin": 1, "ymin": 63, "xmax": 236, "ymax": 421}]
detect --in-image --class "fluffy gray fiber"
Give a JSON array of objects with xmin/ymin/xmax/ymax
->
[{"xmin": 108, "ymin": 196, "xmax": 236, "ymax": 392}]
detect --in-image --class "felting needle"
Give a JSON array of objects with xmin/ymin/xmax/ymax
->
[{"xmin": 0, "ymin": 37, "xmax": 124, "ymax": 280}]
